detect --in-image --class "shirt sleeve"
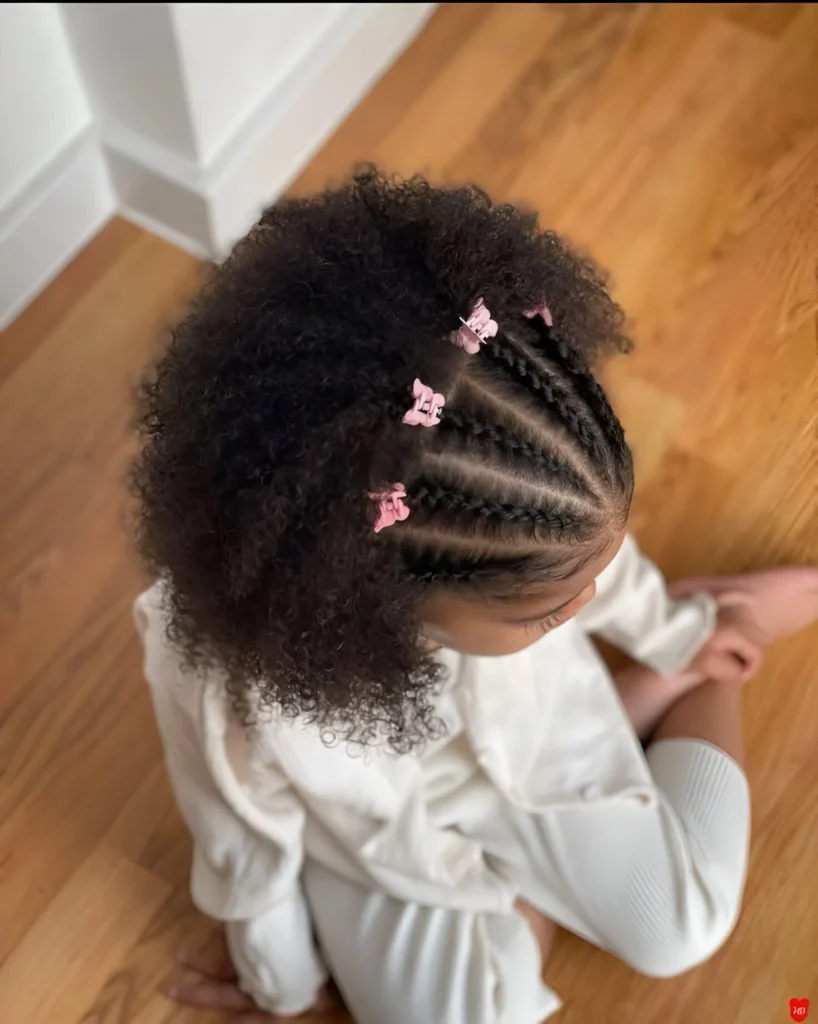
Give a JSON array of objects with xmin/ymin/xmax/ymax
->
[
  {"xmin": 575, "ymin": 533, "xmax": 718, "ymax": 675},
  {"xmin": 136, "ymin": 592, "xmax": 328, "ymax": 1015}
]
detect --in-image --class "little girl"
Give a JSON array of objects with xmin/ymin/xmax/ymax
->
[{"xmin": 133, "ymin": 169, "xmax": 818, "ymax": 1022}]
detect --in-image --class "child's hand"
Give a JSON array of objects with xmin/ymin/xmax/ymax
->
[
  {"xmin": 672, "ymin": 565, "xmax": 818, "ymax": 685},
  {"xmin": 685, "ymin": 603, "xmax": 765, "ymax": 685},
  {"xmin": 164, "ymin": 928, "xmax": 342, "ymax": 1020}
]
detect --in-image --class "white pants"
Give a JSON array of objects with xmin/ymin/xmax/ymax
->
[
  {"xmin": 301, "ymin": 783, "xmax": 590, "ymax": 1024},
  {"xmin": 302, "ymin": 738, "xmax": 748, "ymax": 1024},
  {"xmin": 303, "ymin": 859, "xmax": 558, "ymax": 1024}
]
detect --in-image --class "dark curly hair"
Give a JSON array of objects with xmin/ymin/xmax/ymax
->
[{"xmin": 133, "ymin": 168, "xmax": 634, "ymax": 752}]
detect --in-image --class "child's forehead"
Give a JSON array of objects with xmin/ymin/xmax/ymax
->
[{"xmin": 483, "ymin": 575, "xmax": 590, "ymax": 625}]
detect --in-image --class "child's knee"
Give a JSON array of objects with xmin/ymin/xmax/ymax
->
[{"xmin": 620, "ymin": 915, "xmax": 739, "ymax": 978}]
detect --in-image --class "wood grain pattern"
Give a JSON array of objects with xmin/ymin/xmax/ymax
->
[{"xmin": 1, "ymin": 5, "xmax": 816, "ymax": 1022}]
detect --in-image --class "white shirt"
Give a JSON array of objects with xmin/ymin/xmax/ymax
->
[{"xmin": 135, "ymin": 535, "xmax": 750, "ymax": 1015}]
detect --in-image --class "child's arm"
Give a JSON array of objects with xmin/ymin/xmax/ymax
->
[
  {"xmin": 596, "ymin": 551, "xmax": 818, "ymax": 744},
  {"xmin": 575, "ymin": 534, "xmax": 717, "ymax": 675},
  {"xmin": 576, "ymin": 534, "xmax": 761, "ymax": 682},
  {"xmin": 137, "ymin": 591, "xmax": 327, "ymax": 1017},
  {"xmin": 151, "ymin": 680, "xmax": 327, "ymax": 1016},
  {"xmin": 612, "ymin": 663, "xmax": 705, "ymax": 742}
]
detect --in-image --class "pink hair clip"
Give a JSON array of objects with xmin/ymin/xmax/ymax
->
[
  {"xmin": 451, "ymin": 297, "xmax": 498, "ymax": 355},
  {"xmin": 403, "ymin": 378, "xmax": 445, "ymax": 427},
  {"xmin": 523, "ymin": 300, "xmax": 553, "ymax": 328},
  {"xmin": 370, "ymin": 483, "xmax": 410, "ymax": 533}
]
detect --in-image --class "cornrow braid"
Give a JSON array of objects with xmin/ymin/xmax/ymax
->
[
  {"xmin": 411, "ymin": 564, "xmax": 480, "ymax": 585},
  {"xmin": 406, "ymin": 550, "xmax": 530, "ymax": 585},
  {"xmin": 438, "ymin": 408, "xmax": 599, "ymax": 503},
  {"xmin": 378, "ymin": 315, "xmax": 630, "ymax": 588},
  {"xmin": 482, "ymin": 340, "xmax": 605, "ymax": 461},
  {"xmin": 543, "ymin": 335, "xmax": 632, "ymax": 491},
  {"xmin": 411, "ymin": 482, "xmax": 597, "ymax": 537}
]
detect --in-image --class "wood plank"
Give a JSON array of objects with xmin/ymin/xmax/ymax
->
[
  {"xmin": 290, "ymin": 3, "xmax": 494, "ymax": 196},
  {"xmin": 374, "ymin": 3, "xmax": 564, "ymax": 177},
  {"xmin": 0, "ymin": 217, "xmax": 142, "ymax": 386},
  {"xmin": 0, "ymin": 844, "xmax": 171, "ymax": 1023}
]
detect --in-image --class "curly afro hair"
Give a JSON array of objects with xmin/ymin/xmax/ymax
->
[{"xmin": 133, "ymin": 167, "xmax": 633, "ymax": 752}]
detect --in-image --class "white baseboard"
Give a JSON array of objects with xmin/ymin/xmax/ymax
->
[
  {"xmin": 0, "ymin": 131, "xmax": 115, "ymax": 330},
  {"xmin": 0, "ymin": 3, "xmax": 434, "ymax": 326},
  {"xmin": 108, "ymin": 2, "xmax": 436, "ymax": 257},
  {"xmin": 117, "ymin": 202, "xmax": 210, "ymax": 261},
  {"xmin": 106, "ymin": 146, "xmax": 212, "ymax": 258}
]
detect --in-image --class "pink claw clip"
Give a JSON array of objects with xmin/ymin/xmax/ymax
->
[
  {"xmin": 523, "ymin": 300, "xmax": 553, "ymax": 328},
  {"xmin": 370, "ymin": 483, "xmax": 410, "ymax": 533},
  {"xmin": 451, "ymin": 297, "xmax": 498, "ymax": 354},
  {"xmin": 403, "ymin": 378, "xmax": 445, "ymax": 427}
]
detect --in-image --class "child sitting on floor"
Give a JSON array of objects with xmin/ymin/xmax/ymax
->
[{"xmin": 133, "ymin": 169, "xmax": 818, "ymax": 1023}]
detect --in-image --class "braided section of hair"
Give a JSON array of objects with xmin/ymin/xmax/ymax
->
[
  {"xmin": 543, "ymin": 336, "xmax": 631, "ymax": 490},
  {"xmin": 482, "ymin": 341, "xmax": 603, "ymax": 459},
  {"xmin": 411, "ymin": 565, "xmax": 478, "ymax": 584},
  {"xmin": 409, "ymin": 559, "xmax": 482, "ymax": 585},
  {"xmin": 406, "ymin": 550, "xmax": 529, "ymax": 585},
  {"xmin": 439, "ymin": 409, "xmax": 598, "ymax": 502},
  {"xmin": 411, "ymin": 483, "xmax": 595, "ymax": 535}
]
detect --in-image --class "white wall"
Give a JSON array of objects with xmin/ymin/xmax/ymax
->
[
  {"xmin": 63, "ymin": 2, "xmax": 435, "ymax": 257},
  {"xmin": 61, "ymin": 3, "xmax": 198, "ymax": 162},
  {"xmin": 172, "ymin": 3, "xmax": 346, "ymax": 163},
  {"xmin": 0, "ymin": 3, "xmax": 114, "ymax": 327},
  {"xmin": 0, "ymin": 3, "xmax": 92, "ymax": 208},
  {"xmin": 2, "ymin": 3, "xmax": 435, "ymax": 326}
]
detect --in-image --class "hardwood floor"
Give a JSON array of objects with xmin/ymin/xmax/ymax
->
[{"xmin": 1, "ymin": 5, "xmax": 816, "ymax": 1022}]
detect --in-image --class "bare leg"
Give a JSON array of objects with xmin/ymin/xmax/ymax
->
[
  {"xmin": 653, "ymin": 677, "xmax": 745, "ymax": 765},
  {"xmin": 514, "ymin": 898, "xmax": 557, "ymax": 967},
  {"xmin": 613, "ymin": 663, "xmax": 705, "ymax": 741},
  {"xmin": 669, "ymin": 566, "xmax": 818, "ymax": 645}
]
